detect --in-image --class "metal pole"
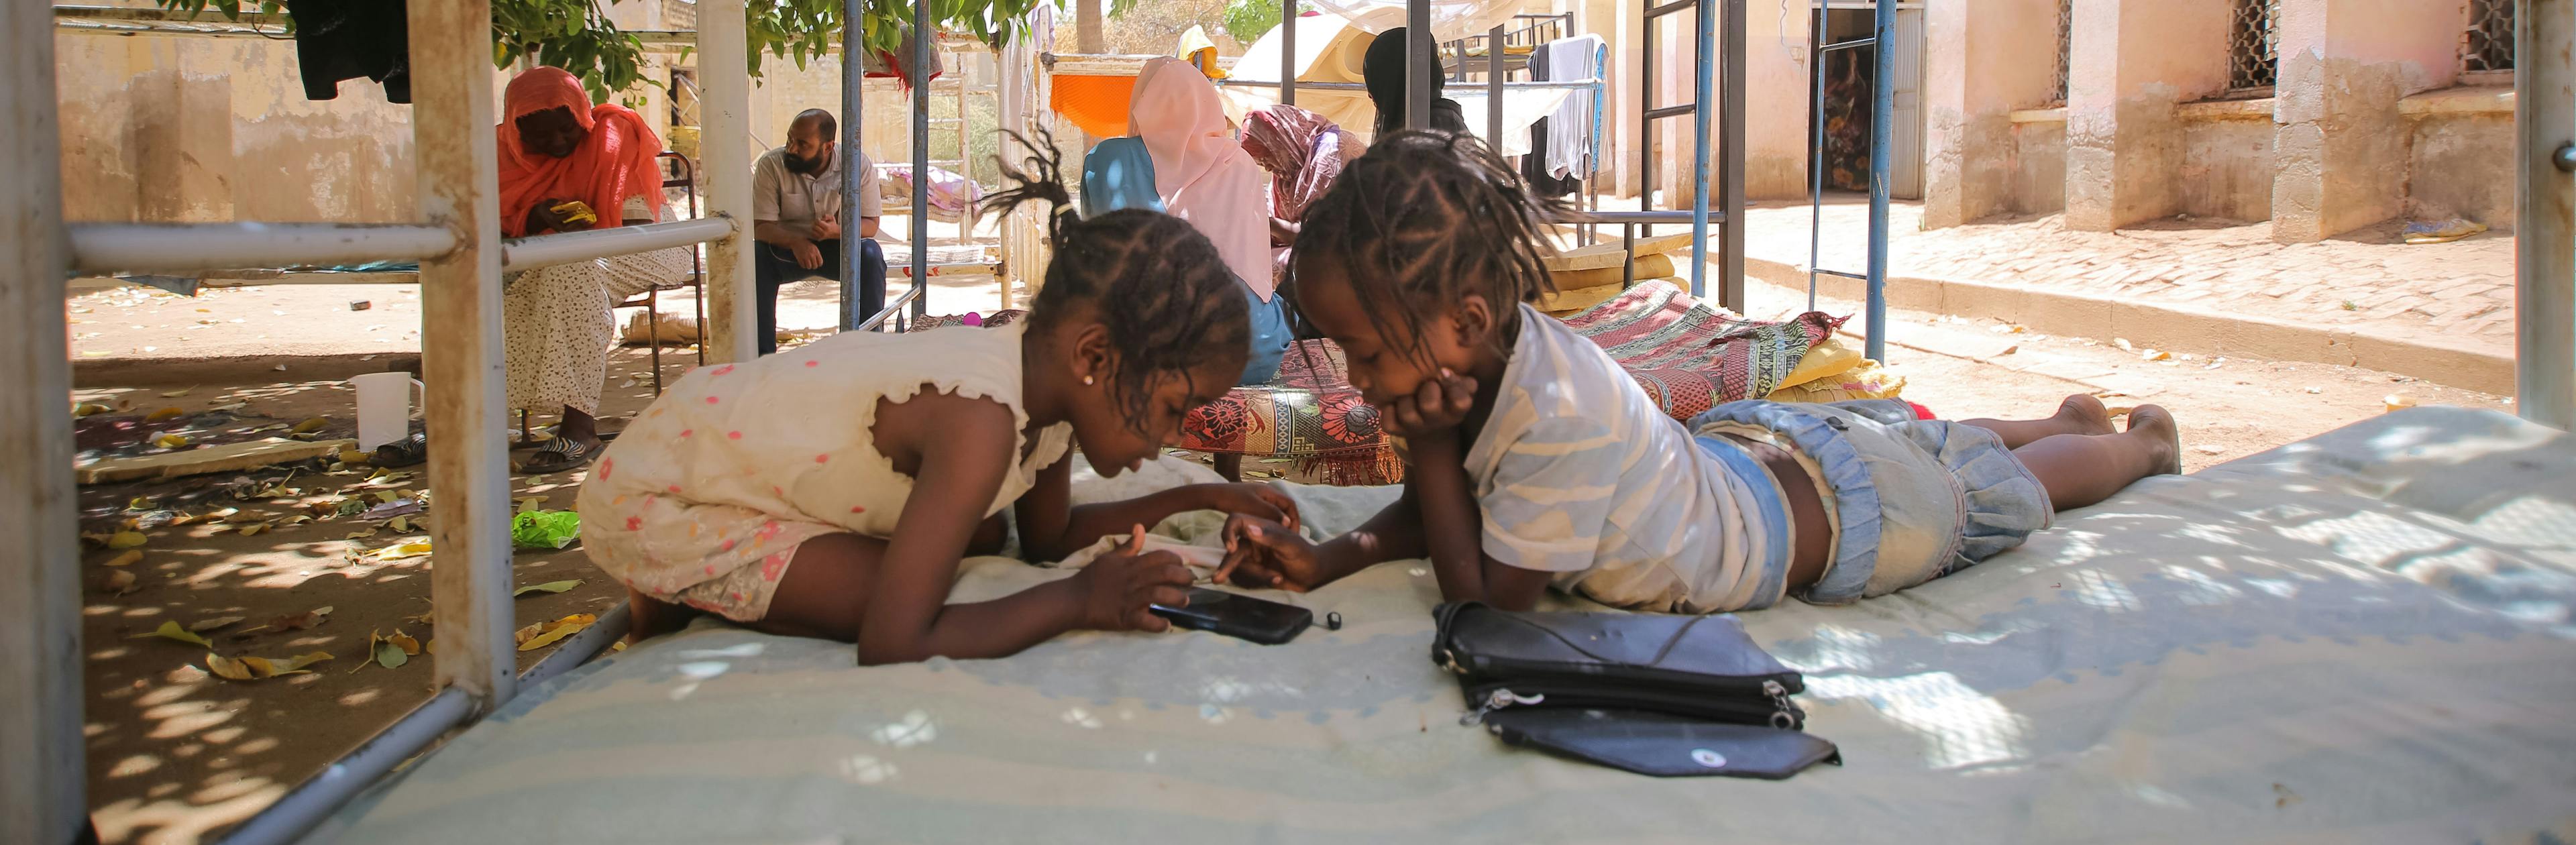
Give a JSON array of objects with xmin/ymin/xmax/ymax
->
[
  {"xmin": 1640, "ymin": 0, "xmax": 1654, "ymax": 236},
  {"xmin": 911, "ymin": 2, "xmax": 932, "ymax": 317},
  {"xmin": 1406, "ymin": 0, "xmax": 1432, "ymax": 129},
  {"xmin": 1718, "ymin": 0, "xmax": 1744, "ymax": 312},
  {"xmin": 215, "ymin": 690, "xmax": 475, "ymax": 845},
  {"xmin": 702, "ymin": 0, "xmax": 757, "ymax": 362},
  {"xmin": 1687, "ymin": 0, "xmax": 1712, "ymax": 300},
  {"xmin": 1864, "ymin": 0, "xmax": 1894, "ymax": 363},
  {"xmin": 1807, "ymin": 1, "xmax": 1825, "ymax": 312},
  {"xmin": 410, "ymin": 0, "xmax": 517, "ymax": 711},
  {"xmin": 66, "ymin": 223, "xmax": 458, "ymax": 274},
  {"xmin": 2520, "ymin": 0, "xmax": 2575, "ymax": 429},
  {"xmin": 841, "ymin": 0, "xmax": 865, "ymax": 331},
  {"xmin": 1, "ymin": 0, "xmax": 80, "ymax": 838},
  {"xmin": 1487, "ymin": 25, "xmax": 1504, "ymax": 145},
  {"xmin": 1282, "ymin": 0, "xmax": 1297, "ymax": 105}
]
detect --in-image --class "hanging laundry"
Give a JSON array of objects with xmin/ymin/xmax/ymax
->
[
  {"xmin": 1520, "ymin": 34, "xmax": 1599, "ymax": 197},
  {"xmin": 286, "ymin": 0, "xmax": 413, "ymax": 104}
]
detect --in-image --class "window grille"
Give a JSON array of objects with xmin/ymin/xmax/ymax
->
[
  {"xmin": 2226, "ymin": 0, "xmax": 2279, "ymax": 93},
  {"xmin": 2463, "ymin": 0, "xmax": 2514, "ymax": 73},
  {"xmin": 2053, "ymin": 0, "xmax": 2072, "ymax": 103}
]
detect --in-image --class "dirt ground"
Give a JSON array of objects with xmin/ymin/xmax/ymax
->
[{"xmin": 65, "ymin": 274, "xmax": 2509, "ymax": 844}]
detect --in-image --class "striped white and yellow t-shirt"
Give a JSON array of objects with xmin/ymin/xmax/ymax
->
[{"xmin": 1460, "ymin": 304, "xmax": 1774, "ymax": 612}]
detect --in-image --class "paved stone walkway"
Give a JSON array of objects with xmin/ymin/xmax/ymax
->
[{"xmin": 1735, "ymin": 199, "xmax": 2518, "ymax": 358}]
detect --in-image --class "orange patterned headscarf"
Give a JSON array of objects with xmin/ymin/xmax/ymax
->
[{"xmin": 496, "ymin": 67, "xmax": 664, "ymax": 237}]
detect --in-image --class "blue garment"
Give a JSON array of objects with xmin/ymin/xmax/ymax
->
[
  {"xmin": 1080, "ymin": 138, "xmax": 1165, "ymax": 218},
  {"xmin": 1688, "ymin": 399, "xmax": 2052, "ymax": 605},
  {"xmin": 1239, "ymin": 284, "xmax": 1290, "ymax": 385}
]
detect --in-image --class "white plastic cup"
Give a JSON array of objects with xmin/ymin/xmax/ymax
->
[{"xmin": 350, "ymin": 372, "xmax": 425, "ymax": 451}]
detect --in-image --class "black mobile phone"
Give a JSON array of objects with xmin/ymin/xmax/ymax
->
[{"xmin": 1150, "ymin": 588, "xmax": 1313, "ymax": 645}]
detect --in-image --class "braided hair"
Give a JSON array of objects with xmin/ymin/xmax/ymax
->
[
  {"xmin": 1289, "ymin": 129, "xmax": 1564, "ymax": 364},
  {"xmin": 979, "ymin": 129, "xmax": 1250, "ymax": 431}
]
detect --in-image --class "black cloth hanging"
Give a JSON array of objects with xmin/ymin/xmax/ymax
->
[
  {"xmin": 1520, "ymin": 42, "xmax": 1580, "ymax": 198},
  {"xmin": 286, "ymin": 0, "xmax": 413, "ymax": 104}
]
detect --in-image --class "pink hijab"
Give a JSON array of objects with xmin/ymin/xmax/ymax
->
[
  {"xmin": 496, "ymin": 67, "xmax": 664, "ymax": 238},
  {"xmin": 1130, "ymin": 56, "xmax": 1275, "ymax": 300}
]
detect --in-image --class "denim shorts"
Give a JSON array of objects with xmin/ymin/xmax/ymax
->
[{"xmin": 1688, "ymin": 398, "xmax": 2053, "ymax": 604}]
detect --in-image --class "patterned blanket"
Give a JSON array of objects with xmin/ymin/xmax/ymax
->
[{"xmin": 1559, "ymin": 280, "xmax": 1841, "ymax": 421}]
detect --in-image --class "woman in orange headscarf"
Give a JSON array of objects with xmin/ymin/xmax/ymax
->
[{"xmin": 478, "ymin": 67, "xmax": 690, "ymax": 473}]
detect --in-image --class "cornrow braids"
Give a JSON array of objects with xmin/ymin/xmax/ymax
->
[
  {"xmin": 981, "ymin": 129, "xmax": 1250, "ymax": 432},
  {"xmin": 1289, "ymin": 129, "xmax": 1567, "ymax": 365}
]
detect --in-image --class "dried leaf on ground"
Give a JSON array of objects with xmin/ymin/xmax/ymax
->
[
  {"xmin": 73, "ymin": 402, "xmax": 110, "ymax": 417},
  {"xmin": 514, "ymin": 579, "xmax": 583, "ymax": 597},
  {"xmin": 402, "ymin": 609, "xmax": 434, "ymax": 626},
  {"xmin": 345, "ymin": 528, "xmax": 379, "ymax": 540},
  {"xmin": 172, "ymin": 508, "xmax": 237, "ymax": 526},
  {"xmin": 127, "ymin": 496, "xmax": 156, "ymax": 511},
  {"xmin": 387, "ymin": 630, "xmax": 421, "ymax": 656},
  {"xmin": 102, "ymin": 569, "xmax": 138, "ymax": 594},
  {"xmin": 374, "ymin": 540, "xmax": 433, "ymax": 561},
  {"xmin": 189, "ymin": 616, "xmax": 246, "ymax": 632},
  {"xmin": 158, "ymin": 386, "xmax": 194, "ymax": 398},
  {"xmin": 387, "ymin": 515, "xmax": 412, "ymax": 533},
  {"xmin": 140, "ymin": 620, "xmax": 214, "ymax": 648},
  {"xmin": 292, "ymin": 416, "xmax": 330, "ymax": 434},
  {"xmin": 144, "ymin": 407, "xmax": 186, "ymax": 422},
  {"xmin": 515, "ymin": 613, "xmax": 598, "ymax": 651},
  {"xmin": 235, "ymin": 522, "xmax": 270, "ymax": 537},
  {"xmin": 338, "ymin": 449, "xmax": 371, "ymax": 464},
  {"xmin": 209, "ymin": 651, "xmax": 333, "ymax": 681},
  {"xmin": 516, "ymin": 497, "xmax": 547, "ymax": 514},
  {"xmin": 107, "ymin": 531, "xmax": 147, "ymax": 549},
  {"xmin": 250, "ymin": 606, "xmax": 333, "ymax": 634},
  {"xmin": 102, "ymin": 549, "xmax": 143, "ymax": 568}
]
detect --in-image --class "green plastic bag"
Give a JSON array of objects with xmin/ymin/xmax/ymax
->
[{"xmin": 511, "ymin": 509, "xmax": 582, "ymax": 550}]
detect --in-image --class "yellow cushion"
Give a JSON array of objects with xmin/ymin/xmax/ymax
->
[
  {"xmin": 1767, "ymin": 359, "xmax": 1904, "ymax": 402},
  {"xmin": 1549, "ymin": 253, "xmax": 1675, "ymax": 290},
  {"xmin": 1776, "ymin": 335, "xmax": 1863, "ymax": 390},
  {"xmin": 1534, "ymin": 281, "xmax": 1627, "ymax": 315}
]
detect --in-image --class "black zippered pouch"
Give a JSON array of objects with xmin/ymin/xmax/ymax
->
[{"xmin": 1432, "ymin": 602, "xmax": 1840, "ymax": 779}]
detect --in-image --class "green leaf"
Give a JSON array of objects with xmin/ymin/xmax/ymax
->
[
  {"xmin": 374, "ymin": 638, "xmax": 409, "ymax": 669},
  {"xmin": 513, "ymin": 579, "xmax": 584, "ymax": 597}
]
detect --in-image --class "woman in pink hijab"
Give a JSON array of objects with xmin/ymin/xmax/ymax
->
[{"xmin": 1128, "ymin": 56, "xmax": 1288, "ymax": 384}]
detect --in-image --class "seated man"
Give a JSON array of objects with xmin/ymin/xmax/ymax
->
[{"xmin": 752, "ymin": 108, "xmax": 886, "ymax": 355}]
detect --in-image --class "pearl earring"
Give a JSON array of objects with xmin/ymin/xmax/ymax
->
[{"xmin": 1083, "ymin": 376, "xmax": 1095, "ymax": 386}]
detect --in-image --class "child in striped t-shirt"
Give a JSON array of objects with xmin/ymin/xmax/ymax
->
[{"xmin": 1213, "ymin": 131, "xmax": 2182, "ymax": 612}]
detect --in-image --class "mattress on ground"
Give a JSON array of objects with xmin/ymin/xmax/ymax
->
[{"xmin": 319, "ymin": 407, "xmax": 2576, "ymax": 844}]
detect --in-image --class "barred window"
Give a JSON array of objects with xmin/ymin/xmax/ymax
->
[
  {"xmin": 2463, "ymin": 0, "xmax": 2514, "ymax": 74},
  {"xmin": 2226, "ymin": 0, "xmax": 2279, "ymax": 93},
  {"xmin": 2053, "ymin": 0, "xmax": 2072, "ymax": 103}
]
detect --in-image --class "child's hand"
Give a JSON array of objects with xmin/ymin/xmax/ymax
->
[
  {"xmin": 1214, "ymin": 514, "xmax": 1328, "ymax": 592},
  {"xmin": 1384, "ymin": 369, "xmax": 1478, "ymax": 440},
  {"xmin": 1074, "ymin": 526, "xmax": 1196, "ymax": 632},
  {"xmin": 1200, "ymin": 482, "xmax": 1300, "ymax": 532}
]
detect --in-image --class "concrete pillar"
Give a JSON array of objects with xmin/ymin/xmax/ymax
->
[
  {"xmin": 2061, "ymin": 0, "xmax": 2229, "ymax": 231},
  {"xmin": 1921, "ymin": 0, "xmax": 2061, "ymax": 229},
  {"xmin": 1743, "ymin": 0, "xmax": 1811, "ymax": 200},
  {"xmin": 2269, "ymin": 0, "xmax": 2465, "ymax": 242}
]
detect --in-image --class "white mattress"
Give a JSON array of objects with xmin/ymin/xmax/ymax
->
[{"xmin": 316, "ymin": 407, "xmax": 2576, "ymax": 844}]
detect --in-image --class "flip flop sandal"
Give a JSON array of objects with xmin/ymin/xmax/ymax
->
[
  {"xmin": 372, "ymin": 433, "xmax": 429, "ymax": 468},
  {"xmin": 519, "ymin": 437, "xmax": 598, "ymax": 475}
]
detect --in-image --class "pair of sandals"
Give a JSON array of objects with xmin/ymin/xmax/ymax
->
[{"xmin": 371, "ymin": 431, "xmax": 600, "ymax": 475}]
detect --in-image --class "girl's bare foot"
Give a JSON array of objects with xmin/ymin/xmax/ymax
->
[
  {"xmin": 625, "ymin": 588, "xmax": 698, "ymax": 645},
  {"xmin": 2127, "ymin": 404, "xmax": 2183, "ymax": 475},
  {"xmin": 2057, "ymin": 393, "xmax": 2118, "ymax": 437}
]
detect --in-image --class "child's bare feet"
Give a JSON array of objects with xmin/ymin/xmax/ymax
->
[
  {"xmin": 2057, "ymin": 393, "xmax": 2118, "ymax": 437},
  {"xmin": 625, "ymin": 588, "xmax": 698, "ymax": 646},
  {"xmin": 2127, "ymin": 404, "xmax": 2182, "ymax": 475}
]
